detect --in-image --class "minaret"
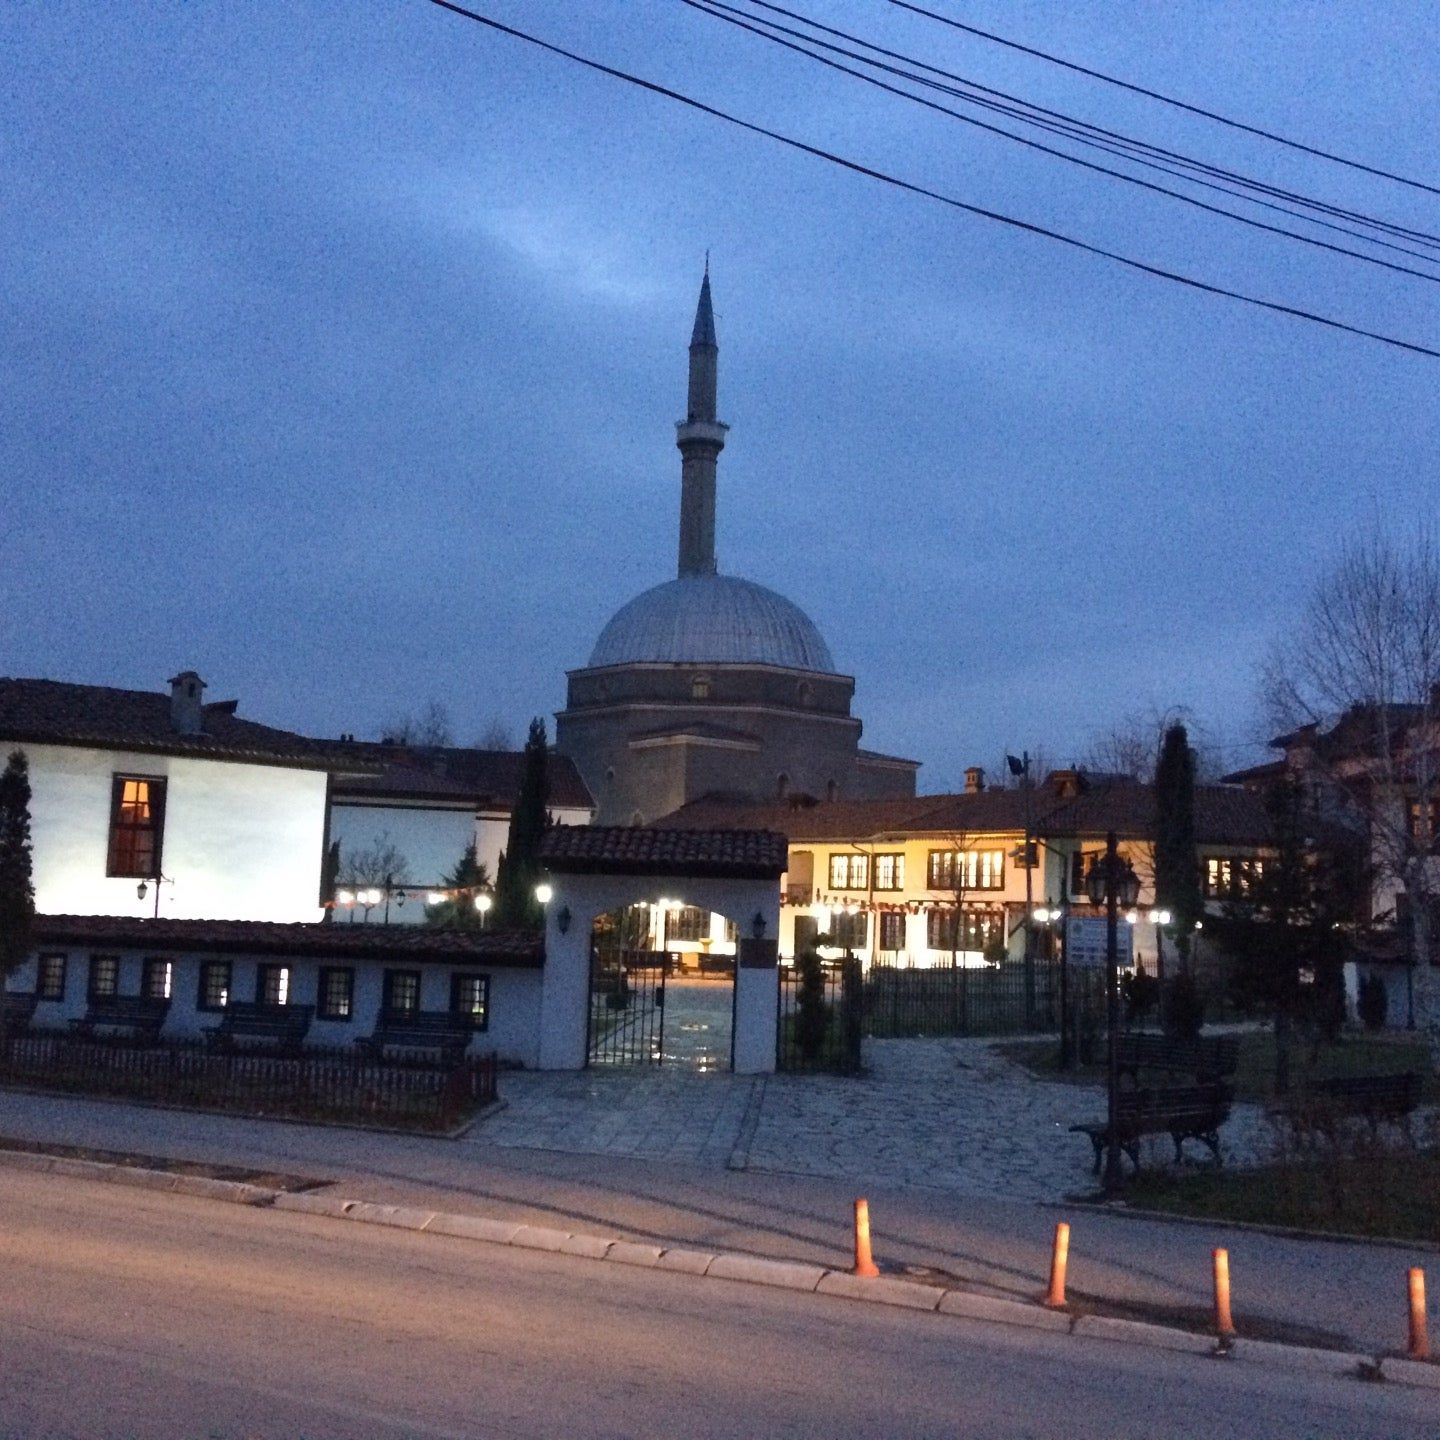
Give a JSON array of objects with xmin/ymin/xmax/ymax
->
[{"xmin": 676, "ymin": 267, "xmax": 728, "ymax": 577}]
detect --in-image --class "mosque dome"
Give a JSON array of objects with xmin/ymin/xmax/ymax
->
[{"xmin": 588, "ymin": 573, "xmax": 836, "ymax": 673}]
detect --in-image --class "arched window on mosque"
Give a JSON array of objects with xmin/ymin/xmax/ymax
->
[
  {"xmin": 691, "ymin": 675, "xmax": 711, "ymax": 700},
  {"xmin": 826, "ymin": 779, "xmax": 839, "ymax": 802},
  {"xmin": 797, "ymin": 680, "xmax": 814, "ymax": 706},
  {"xmin": 776, "ymin": 773, "xmax": 790, "ymax": 799}
]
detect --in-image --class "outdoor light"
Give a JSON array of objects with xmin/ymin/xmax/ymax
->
[
  {"xmin": 535, "ymin": 882, "xmax": 554, "ymax": 904},
  {"xmin": 557, "ymin": 904, "xmax": 572, "ymax": 934},
  {"xmin": 474, "ymin": 893, "xmax": 493, "ymax": 913},
  {"xmin": 1125, "ymin": 910, "xmax": 1140, "ymax": 926},
  {"xmin": 427, "ymin": 891, "xmax": 445, "ymax": 905},
  {"xmin": 751, "ymin": 911, "xmax": 766, "ymax": 939},
  {"xmin": 362, "ymin": 887, "xmax": 382, "ymax": 907},
  {"xmin": 1149, "ymin": 908, "xmax": 1172, "ymax": 926},
  {"xmin": 136, "ymin": 880, "xmax": 147, "ymax": 901},
  {"xmin": 336, "ymin": 889, "xmax": 355, "ymax": 906}
]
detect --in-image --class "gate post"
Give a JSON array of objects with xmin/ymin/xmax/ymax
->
[{"xmin": 735, "ymin": 937, "xmax": 778, "ymax": 1074}]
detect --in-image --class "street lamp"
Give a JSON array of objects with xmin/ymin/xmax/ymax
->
[
  {"xmin": 535, "ymin": 882, "xmax": 554, "ymax": 905},
  {"xmin": 1086, "ymin": 832, "xmax": 1142, "ymax": 1194}
]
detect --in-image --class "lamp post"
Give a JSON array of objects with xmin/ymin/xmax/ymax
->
[{"xmin": 1086, "ymin": 831, "xmax": 1142, "ymax": 1194}]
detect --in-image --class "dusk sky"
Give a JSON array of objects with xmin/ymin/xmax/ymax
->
[{"xmin": 4, "ymin": 2, "xmax": 1436, "ymax": 791}]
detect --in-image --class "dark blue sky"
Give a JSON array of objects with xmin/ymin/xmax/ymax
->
[{"xmin": 3, "ymin": 2, "xmax": 1436, "ymax": 789}]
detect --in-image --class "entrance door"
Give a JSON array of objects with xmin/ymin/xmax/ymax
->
[{"xmin": 587, "ymin": 947, "xmax": 668, "ymax": 1066}]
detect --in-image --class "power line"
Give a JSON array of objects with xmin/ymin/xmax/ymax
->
[
  {"xmin": 426, "ymin": 0, "xmax": 1439, "ymax": 359},
  {"xmin": 717, "ymin": 0, "xmax": 1440, "ymax": 254},
  {"xmin": 682, "ymin": 0, "xmax": 1440, "ymax": 285},
  {"xmin": 889, "ymin": 0, "xmax": 1440, "ymax": 199}
]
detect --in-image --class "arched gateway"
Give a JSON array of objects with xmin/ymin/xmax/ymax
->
[{"xmin": 536, "ymin": 826, "xmax": 786, "ymax": 1073}]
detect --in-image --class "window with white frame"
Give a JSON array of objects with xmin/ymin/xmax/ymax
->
[
  {"xmin": 37, "ymin": 954, "xmax": 67, "ymax": 1001},
  {"xmin": 927, "ymin": 850, "xmax": 1005, "ymax": 891},
  {"xmin": 828, "ymin": 853, "xmax": 869, "ymax": 890},
  {"xmin": 873, "ymin": 854, "xmax": 905, "ymax": 891},
  {"xmin": 197, "ymin": 961, "xmax": 231, "ymax": 1012}
]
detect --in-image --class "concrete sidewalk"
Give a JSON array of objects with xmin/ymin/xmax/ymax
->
[{"xmin": 0, "ymin": 1085, "xmax": 1429, "ymax": 1357}]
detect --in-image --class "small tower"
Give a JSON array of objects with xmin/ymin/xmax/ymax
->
[{"xmin": 675, "ymin": 268, "xmax": 729, "ymax": 577}]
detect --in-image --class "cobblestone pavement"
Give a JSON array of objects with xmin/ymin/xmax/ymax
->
[{"xmin": 471, "ymin": 1037, "xmax": 1276, "ymax": 1199}]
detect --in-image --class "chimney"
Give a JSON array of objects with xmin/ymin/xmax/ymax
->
[
  {"xmin": 1049, "ymin": 768, "xmax": 1082, "ymax": 799},
  {"xmin": 964, "ymin": 766, "xmax": 986, "ymax": 794},
  {"xmin": 168, "ymin": 670, "xmax": 206, "ymax": 735}
]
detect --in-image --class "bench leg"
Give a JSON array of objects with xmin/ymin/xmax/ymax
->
[{"xmin": 1090, "ymin": 1134, "xmax": 1104, "ymax": 1175}]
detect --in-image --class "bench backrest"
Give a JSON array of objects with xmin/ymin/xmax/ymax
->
[
  {"xmin": 1308, "ymin": 1072, "xmax": 1420, "ymax": 1110},
  {"xmin": 86, "ymin": 995, "xmax": 170, "ymax": 1019},
  {"xmin": 1118, "ymin": 1032, "xmax": 1240, "ymax": 1076},
  {"xmin": 1116, "ymin": 1083, "xmax": 1232, "ymax": 1125},
  {"xmin": 2, "ymin": 991, "xmax": 40, "ymax": 1017},
  {"xmin": 376, "ymin": 1009, "xmax": 472, "ymax": 1033},
  {"xmin": 218, "ymin": 1002, "xmax": 314, "ymax": 1035}
]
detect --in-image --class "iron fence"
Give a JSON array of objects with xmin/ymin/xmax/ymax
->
[
  {"xmin": 777, "ymin": 958, "xmax": 863, "ymax": 1073},
  {"xmin": 0, "ymin": 1032, "xmax": 496, "ymax": 1131}
]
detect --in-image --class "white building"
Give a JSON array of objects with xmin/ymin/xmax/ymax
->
[
  {"xmin": 0, "ymin": 671, "xmax": 362, "ymax": 923},
  {"xmin": 326, "ymin": 740, "xmax": 593, "ymax": 923}
]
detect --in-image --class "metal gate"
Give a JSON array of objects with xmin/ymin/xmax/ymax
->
[{"xmin": 587, "ymin": 948, "xmax": 668, "ymax": 1066}]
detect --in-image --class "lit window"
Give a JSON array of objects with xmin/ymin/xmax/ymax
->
[
  {"xmin": 142, "ymin": 958, "xmax": 172, "ymax": 1000},
  {"xmin": 827, "ymin": 911, "xmax": 868, "ymax": 950},
  {"xmin": 879, "ymin": 912, "xmax": 906, "ymax": 951},
  {"xmin": 37, "ymin": 954, "xmax": 67, "ymax": 1002},
  {"xmin": 383, "ymin": 969, "xmax": 421, "ymax": 1015},
  {"xmin": 927, "ymin": 908, "xmax": 1004, "ymax": 951},
  {"xmin": 874, "ymin": 854, "xmax": 905, "ymax": 891},
  {"xmin": 691, "ymin": 675, "xmax": 711, "ymax": 700},
  {"xmin": 107, "ymin": 776, "xmax": 167, "ymax": 878},
  {"xmin": 928, "ymin": 850, "xmax": 1005, "ymax": 891},
  {"xmin": 828, "ymin": 854, "xmax": 869, "ymax": 890},
  {"xmin": 257, "ymin": 964, "xmax": 290, "ymax": 1006},
  {"xmin": 198, "ymin": 961, "xmax": 231, "ymax": 1012},
  {"xmin": 450, "ymin": 973, "xmax": 490, "ymax": 1029},
  {"xmin": 88, "ymin": 955, "xmax": 119, "ymax": 999},
  {"xmin": 318, "ymin": 967, "xmax": 354, "ymax": 1021}
]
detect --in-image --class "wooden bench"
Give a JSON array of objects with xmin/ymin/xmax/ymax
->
[
  {"xmin": 69, "ymin": 995, "xmax": 170, "ymax": 1042},
  {"xmin": 204, "ymin": 1001, "xmax": 314, "ymax": 1054},
  {"xmin": 356, "ymin": 1010, "xmax": 474, "ymax": 1062},
  {"xmin": 1274, "ymin": 1071, "xmax": 1422, "ymax": 1144},
  {"xmin": 1071, "ymin": 1083, "xmax": 1233, "ymax": 1175},
  {"xmin": 1117, "ymin": 1032, "xmax": 1240, "ymax": 1084},
  {"xmin": 2, "ymin": 991, "xmax": 39, "ymax": 1034}
]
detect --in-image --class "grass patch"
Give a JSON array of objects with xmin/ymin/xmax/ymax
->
[
  {"xmin": 997, "ymin": 1031, "xmax": 1436, "ymax": 1104},
  {"xmin": 1127, "ymin": 1150, "xmax": 1440, "ymax": 1244}
]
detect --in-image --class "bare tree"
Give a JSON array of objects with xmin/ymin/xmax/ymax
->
[
  {"xmin": 1264, "ymin": 527, "xmax": 1440, "ymax": 1066},
  {"xmin": 378, "ymin": 699, "xmax": 454, "ymax": 748},
  {"xmin": 475, "ymin": 716, "xmax": 517, "ymax": 751},
  {"xmin": 339, "ymin": 831, "xmax": 414, "ymax": 921},
  {"xmin": 1082, "ymin": 705, "xmax": 1221, "ymax": 782}
]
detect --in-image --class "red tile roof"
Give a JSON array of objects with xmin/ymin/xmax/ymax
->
[
  {"xmin": 540, "ymin": 825, "xmax": 788, "ymax": 878},
  {"xmin": 328, "ymin": 742, "xmax": 594, "ymax": 811},
  {"xmin": 0, "ymin": 678, "xmax": 368, "ymax": 772},
  {"xmin": 657, "ymin": 782, "xmax": 1273, "ymax": 849},
  {"xmin": 32, "ymin": 915, "xmax": 543, "ymax": 965}
]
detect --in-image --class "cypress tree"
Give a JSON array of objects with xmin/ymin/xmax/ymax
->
[
  {"xmin": 0, "ymin": 750, "xmax": 36, "ymax": 1046},
  {"xmin": 493, "ymin": 718, "xmax": 549, "ymax": 930},
  {"xmin": 1153, "ymin": 723, "xmax": 1202, "ymax": 970}
]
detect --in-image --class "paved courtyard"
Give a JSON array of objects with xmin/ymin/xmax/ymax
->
[{"xmin": 471, "ymin": 1037, "xmax": 1277, "ymax": 1201}]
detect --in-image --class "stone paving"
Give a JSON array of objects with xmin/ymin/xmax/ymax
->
[{"xmin": 470, "ymin": 1036, "xmax": 1277, "ymax": 1200}]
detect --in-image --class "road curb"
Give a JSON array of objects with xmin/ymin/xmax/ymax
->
[{"xmin": 7, "ymin": 1146, "xmax": 1437, "ymax": 1394}]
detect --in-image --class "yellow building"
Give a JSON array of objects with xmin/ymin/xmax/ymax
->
[{"xmin": 659, "ymin": 768, "xmax": 1274, "ymax": 971}]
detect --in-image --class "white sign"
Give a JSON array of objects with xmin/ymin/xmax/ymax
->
[{"xmin": 1065, "ymin": 916, "xmax": 1133, "ymax": 970}]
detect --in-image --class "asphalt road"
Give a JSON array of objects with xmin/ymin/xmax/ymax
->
[
  {"xmin": 0, "ymin": 1170, "xmax": 1433, "ymax": 1439},
  {"xmin": 1, "ymin": 1089, "xmax": 1428, "ymax": 1354}
]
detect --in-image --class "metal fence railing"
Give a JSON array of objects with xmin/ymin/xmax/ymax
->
[
  {"xmin": 0, "ymin": 1033, "xmax": 496, "ymax": 1131},
  {"xmin": 777, "ymin": 959, "xmax": 863, "ymax": 1073}
]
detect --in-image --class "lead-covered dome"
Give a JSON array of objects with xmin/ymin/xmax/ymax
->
[{"xmin": 588, "ymin": 574, "xmax": 836, "ymax": 672}]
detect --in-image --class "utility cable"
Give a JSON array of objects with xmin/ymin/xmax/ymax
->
[
  {"xmin": 889, "ymin": 0, "xmax": 1440, "ymax": 198},
  {"xmin": 712, "ymin": 0, "xmax": 1440, "ymax": 253},
  {"xmin": 426, "ymin": 0, "xmax": 1439, "ymax": 359},
  {"xmin": 682, "ymin": 0, "xmax": 1440, "ymax": 285}
]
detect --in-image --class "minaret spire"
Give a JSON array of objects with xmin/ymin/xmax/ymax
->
[{"xmin": 677, "ymin": 268, "xmax": 727, "ymax": 577}]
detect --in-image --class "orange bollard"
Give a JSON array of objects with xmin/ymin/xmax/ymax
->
[
  {"xmin": 1045, "ymin": 1222, "xmax": 1071, "ymax": 1308},
  {"xmin": 1408, "ymin": 1267, "xmax": 1430, "ymax": 1361},
  {"xmin": 852, "ymin": 1198, "xmax": 880, "ymax": 1278},
  {"xmin": 1212, "ymin": 1248, "xmax": 1236, "ymax": 1340}
]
